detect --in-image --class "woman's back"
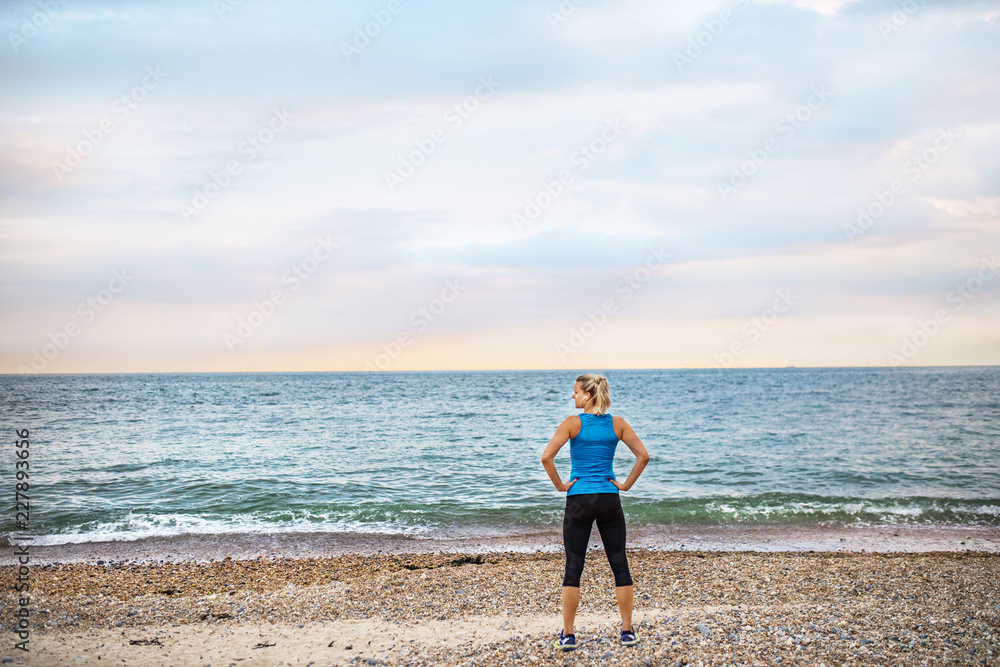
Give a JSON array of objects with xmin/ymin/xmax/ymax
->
[
  {"xmin": 567, "ymin": 412, "xmax": 619, "ymax": 496},
  {"xmin": 541, "ymin": 373, "xmax": 650, "ymax": 648}
]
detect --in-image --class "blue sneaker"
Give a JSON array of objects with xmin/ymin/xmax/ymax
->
[
  {"xmin": 621, "ymin": 625, "xmax": 637, "ymax": 646},
  {"xmin": 554, "ymin": 629, "xmax": 577, "ymax": 651}
]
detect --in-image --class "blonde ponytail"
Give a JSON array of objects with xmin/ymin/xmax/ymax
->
[{"xmin": 576, "ymin": 373, "xmax": 611, "ymax": 415}]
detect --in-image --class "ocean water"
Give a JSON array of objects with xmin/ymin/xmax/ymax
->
[{"xmin": 2, "ymin": 368, "xmax": 999, "ymax": 547}]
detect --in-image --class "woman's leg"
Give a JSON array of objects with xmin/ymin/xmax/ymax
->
[
  {"xmin": 594, "ymin": 494, "xmax": 633, "ymax": 630},
  {"xmin": 562, "ymin": 494, "xmax": 596, "ymax": 635},
  {"xmin": 615, "ymin": 584, "xmax": 633, "ymax": 632},
  {"xmin": 561, "ymin": 586, "xmax": 580, "ymax": 636}
]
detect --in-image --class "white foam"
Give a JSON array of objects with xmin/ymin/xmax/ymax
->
[{"xmin": 28, "ymin": 511, "xmax": 435, "ymax": 547}]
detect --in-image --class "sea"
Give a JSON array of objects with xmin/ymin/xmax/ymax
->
[{"xmin": 3, "ymin": 367, "xmax": 999, "ymax": 560}]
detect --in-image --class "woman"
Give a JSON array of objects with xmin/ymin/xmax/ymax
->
[{"xmin": 540, "ymin": 373, "xmax": 650, "ymax": 651}]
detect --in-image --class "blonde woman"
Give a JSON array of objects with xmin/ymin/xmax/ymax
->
[{"xmin": 541, "ymin": 373, "xmax": 650, "ymax": 651}]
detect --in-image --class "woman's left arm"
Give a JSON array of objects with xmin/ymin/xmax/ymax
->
[
  {"xmin": 608, "ymin": 416, "xmax": 650, "ymax": 491},
  {"xmin": 540, "ymin": 417, "xmax": 578, "ymax": 493}
]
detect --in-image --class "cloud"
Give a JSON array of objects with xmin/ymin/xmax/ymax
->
[{"xmin": 1, "ymin": 0, "xmax": 998, "ymax": 371}]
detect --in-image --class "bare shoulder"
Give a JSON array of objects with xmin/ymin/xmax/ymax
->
[
  {"xmin": 558, "ymin": 415, "xmax": 580, "ymax": 430},
  {"xmin": 612, "ymin": 415, "xmax": 632, "ymax": 439}
]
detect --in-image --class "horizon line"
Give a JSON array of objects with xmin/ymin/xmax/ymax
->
[{"xmin": 3, "ymin": 364, "xmax": 999, "ymax": 376}]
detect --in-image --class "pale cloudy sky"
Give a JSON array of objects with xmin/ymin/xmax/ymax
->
[{"xmin": 1, "ymin": 0, "xmax": 998, "ymax": 373}]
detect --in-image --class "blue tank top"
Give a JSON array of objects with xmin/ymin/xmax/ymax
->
[{"xmin": 567, "ymin": 412, "xmax": 619, "ymax": 496}]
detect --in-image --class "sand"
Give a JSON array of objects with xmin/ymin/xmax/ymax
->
[
  {"xmin": 14, "ymin": 523, "xmax": 1000, "ymax": 564},
  {"xmin": 4, "ymin": 548, "xmax": 1000, "ymax": 666}
]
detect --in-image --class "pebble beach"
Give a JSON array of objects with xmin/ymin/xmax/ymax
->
[{"xmin": 6, "ymin": 547, "xmax": 999, "ymax": 666}]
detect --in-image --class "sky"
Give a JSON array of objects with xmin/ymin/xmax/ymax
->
[{"xmin": 1, "ymin": 0, "xmax": 998, "ymax": 373}]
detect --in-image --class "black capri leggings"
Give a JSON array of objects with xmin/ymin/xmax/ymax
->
[{"xmin": 562, "ymin": 492, "xmax": 633, "ymax": 588}]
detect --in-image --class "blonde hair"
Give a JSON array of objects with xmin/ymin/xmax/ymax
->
[{"xmin": 576, "ymin": 373, "xmax": 610, "ymax": 415}]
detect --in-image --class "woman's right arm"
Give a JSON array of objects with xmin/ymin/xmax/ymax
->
[
  {"xmin": 541, "ymin": 417, "xmax": 578, "ymax": 492},
  {"xmin": 610, "ymin": 417, "xmax": 650, "ymax": 491}
]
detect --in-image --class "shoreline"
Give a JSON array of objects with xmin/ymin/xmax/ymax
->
[
  {"xmin": 6, "ymin": 547, "xmax": 999, "ymax": 666},
  {"xmin": 6, "ymin": 523, "xmax": 999, "ymax": 565}
]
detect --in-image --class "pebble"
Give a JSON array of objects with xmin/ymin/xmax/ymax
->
[{"xmin": 7, "ymin": 549, "xmax": 998, "ymax": 666}]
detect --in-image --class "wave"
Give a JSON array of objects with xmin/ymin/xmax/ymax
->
[
  {"xmin": 624, "ymin": 493, "xmax": 1000, "ymax": 527},
  {"xmin": 16, "ymin": 509, "xmax": 435, "ymax": 547},
  {"xmin": 8, "ymin": 493, "xmax": 1000, "ymax": 547}
]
